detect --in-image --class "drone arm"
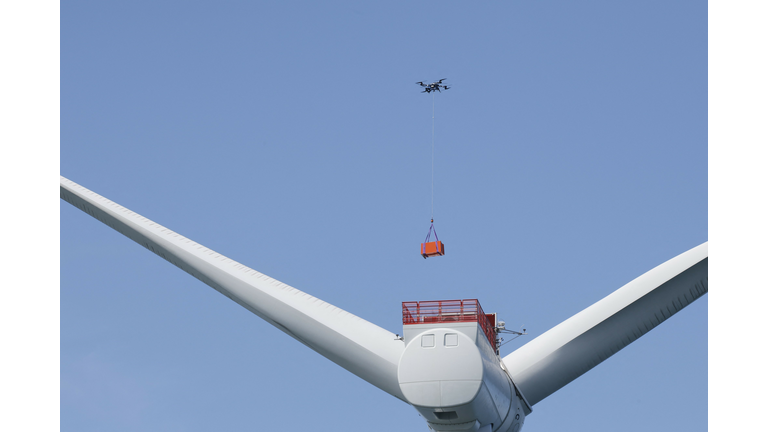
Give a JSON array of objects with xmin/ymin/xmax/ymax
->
[
  {"xmin": 60, "ymin": 176, "xmax": 406, "ymax": 400},
  {"xmin": 502, "ymin": 242, "xmax": 707, "ymax": 406}
]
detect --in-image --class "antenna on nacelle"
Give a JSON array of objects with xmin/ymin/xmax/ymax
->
[{"xmin": 495, "ymin": 322, "xmax": 527, "ymax": 350}]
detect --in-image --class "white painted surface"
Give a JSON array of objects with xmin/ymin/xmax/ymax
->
[
  {"xmin": 61, "ymin": 175, "xmax": 704, "ymax": 432},
  {"xmin": 503, "ymin": 242, "xmax": 708, "ymax": 405},
  {"xmin": 60, "ymin": 175, "xmax": 406, "ymax": 399},
  {"xmin": 397, "ymin": 322, "xmax": 520, "ymax": 431}
]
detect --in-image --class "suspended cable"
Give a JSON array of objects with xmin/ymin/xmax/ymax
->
[{"xmin": 415, "ymin": 78, "xmax": 449, "ymax": 259}]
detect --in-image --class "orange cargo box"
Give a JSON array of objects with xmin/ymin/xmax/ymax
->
[{"xmin": 420, "ymin": 241, "xmax": 445, "ymax": 258}]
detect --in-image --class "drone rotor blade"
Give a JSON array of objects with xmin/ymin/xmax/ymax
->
[
  {"xmin": 502, "ymin": 242, "xmax": 708, "ymax": 406},
  {"xmin": 60, "ymin": 176, "xmax": 406, "ymax": 401}
]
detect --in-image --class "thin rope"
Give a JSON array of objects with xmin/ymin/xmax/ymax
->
[
  {"xmin": 431, "ymin": 92, "xmax": 435, "ymax": 220},
  {"xmin": 423, "ymin": 222, "xmax": 439, "ymax": 243}
]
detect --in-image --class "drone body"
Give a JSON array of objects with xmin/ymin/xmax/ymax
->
[{"xmin": 417, "ymin": 79, "xmax": 450, "ymax": 93}]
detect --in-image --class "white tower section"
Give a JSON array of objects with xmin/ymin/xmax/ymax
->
[{"xmin": 398, "ymin": 300, "xmax": 529, "ymax": 432}]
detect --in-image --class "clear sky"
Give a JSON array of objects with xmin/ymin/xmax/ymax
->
[{"xmin": 60, "ymin": 2, "xmax": 707, "ymax": 431}]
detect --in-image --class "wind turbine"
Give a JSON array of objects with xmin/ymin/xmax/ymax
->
[{"xmin": 61, "ymin": 176, "xmax": 707, "ymax": 432}]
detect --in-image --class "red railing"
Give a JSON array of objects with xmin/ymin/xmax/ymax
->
[{"xmin": 402, "ymin": 299, "xmax": 496, "ymax": 350}]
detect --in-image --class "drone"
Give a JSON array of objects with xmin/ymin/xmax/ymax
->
[{"xmin": 417, "ymin": 78, "xmax": 450, "ymax": 93}]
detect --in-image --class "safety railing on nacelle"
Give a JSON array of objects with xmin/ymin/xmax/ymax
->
[{"xmin": 402, "ymin": 299, "xmax": 496, "ymax": 351}]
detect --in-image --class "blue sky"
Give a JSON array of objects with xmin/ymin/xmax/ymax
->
[{"xmin": 58, "ymin": 2, "xmax": 708, "ymax": 431}]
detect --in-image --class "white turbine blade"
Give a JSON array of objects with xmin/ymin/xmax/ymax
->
[
  {"xmin": 60, "ymin": 176, "xmax": 405, "ymax": 400},
  {"xmin": 502, "ymin": 242, "xmax": 708, "ymax": 406}
]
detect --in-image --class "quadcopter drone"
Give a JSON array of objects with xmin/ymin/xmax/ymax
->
[{"xmin": 417, "ymin": 78, "xmax": 450, "ymax": 93}]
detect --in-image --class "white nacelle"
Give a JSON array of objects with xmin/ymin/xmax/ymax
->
[{"xmin": 398, "ymin": 322, "xmax": 527, "ymax": 432}]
